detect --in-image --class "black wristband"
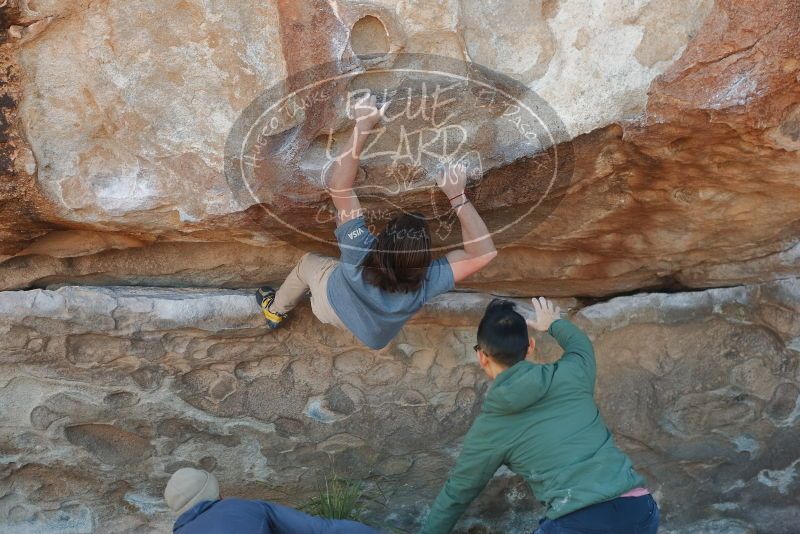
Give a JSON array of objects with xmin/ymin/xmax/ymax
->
[
  {"xmin": 448, "ymin": 192, "xmax": 467, "ymax": 201},
  {"xmin": 451, "ymin": 199, "xmax": 470, "ymax": 210}
]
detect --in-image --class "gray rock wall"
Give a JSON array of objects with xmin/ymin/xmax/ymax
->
[{"xmin": 1, "ymin": 281, "xmax": 798, "ymax": 532}]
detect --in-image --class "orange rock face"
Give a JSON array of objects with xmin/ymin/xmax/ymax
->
[{"xmin": 0, "ymin": 0, "xmax": 798, "ymax": 297}]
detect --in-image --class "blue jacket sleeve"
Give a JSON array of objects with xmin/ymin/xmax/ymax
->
[{"xmin": 266, "ymin": 502, "xmax": 379, "ymax": 534}]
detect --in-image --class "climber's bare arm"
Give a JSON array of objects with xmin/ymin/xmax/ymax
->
[
  {"xmin": 440, "ymin": 163, "xmax": 498, "ymax": 283},
  {"xmin": 326, "ymin": 127, "xmax": 366, "ymax": 226},
  {"xmin": 445, "ymin": 204, "xmax": 498, "ymax": 282},
  {"xmin": 326, "ymin": 93, "xmax": 387, "ymax": 226}
]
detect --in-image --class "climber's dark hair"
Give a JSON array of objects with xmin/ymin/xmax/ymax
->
[
  {"xmin": 361, "ymin": 212, "xmax": 432, "ymax": 293},
  {"xmin": 476, "ymin": 299, "xmax": 529, "ymax": 367}
]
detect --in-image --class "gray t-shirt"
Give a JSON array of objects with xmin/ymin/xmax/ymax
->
[{"xmin": 326, "ymin": 217, "xmax": 455, "ymax": 349}]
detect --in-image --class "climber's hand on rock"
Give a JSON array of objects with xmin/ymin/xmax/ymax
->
[
  {"xmin": 438, "ymin": 162, "xmax": 468, "ymax": 200},
  {"xmin": 527, "ymin": 297, "xmax": 561, "ymax": 331},
  {"xmin": 353, "ymin": 93, "xmax": 388, "ymax": 132}
]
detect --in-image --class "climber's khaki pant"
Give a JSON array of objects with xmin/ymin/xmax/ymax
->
[{"xmin": 272, "ymin": 252, "xmax": 347, "ymax": 329}]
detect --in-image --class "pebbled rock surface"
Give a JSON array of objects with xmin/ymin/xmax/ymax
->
[
  {"xmin": 1, "ymin": 280, "xmax": 798, "ymax": 532},
  {"xmin": 0, "ymin": 0, "xmax": 797, "ymax": 296}
]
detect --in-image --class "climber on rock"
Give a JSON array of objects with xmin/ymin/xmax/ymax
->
[
  {"xmin": 256, "ymin": 92, "xmax": 497, "ymax": 350},
  {"xmin": 164, "ymin": 467, "xmax": 378, "ymax": 533},
  {"xmin": 422, "ymin": 297, "xmax": 659, "ymax": 534}
]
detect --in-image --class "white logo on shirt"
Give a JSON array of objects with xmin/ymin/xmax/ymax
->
[{"xmin": 348, "ymin": 228, "xmax": 365, "ymax": 240}]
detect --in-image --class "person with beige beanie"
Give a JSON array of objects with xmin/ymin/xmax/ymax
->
[{"xmin": 164, "ymin": 468, "xmax": 378, "ymax": 533}]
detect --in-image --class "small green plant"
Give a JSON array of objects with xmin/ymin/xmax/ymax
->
[{"xmin": 303, "ymin": 473, "xmax": 365, "ymax": 521}]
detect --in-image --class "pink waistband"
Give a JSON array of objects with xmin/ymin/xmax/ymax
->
[{"xmin": 619, "ymin": 487, "xmax": 650, "ymax": 498}]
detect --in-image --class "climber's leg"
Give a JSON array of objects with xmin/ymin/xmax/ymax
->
[
  {"xmin": 256, "ymin": 287, "xmax": 286, "ymax": 329},
  {"xmin": 256, "ymin": 254, "xmax": 321, "ymax": 328},
  {"xmin": 257, "ymin": 253, "xmax": 345, "ymax": 329},
  {"xmin": 307, "ymin": 256, "xmax": 347, "ymax": 329},
  {"xmin": 269, "ymin": 252, "xmax": 321, "ymax": 313},
  {"xmin": 266, "ymin": 253, "xmax": 345, "ymax": 329}
]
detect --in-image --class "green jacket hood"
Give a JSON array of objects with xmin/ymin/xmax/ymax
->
[{"xmin": 484, "ymin": 361, "xmax": 553, "ymax": 414}]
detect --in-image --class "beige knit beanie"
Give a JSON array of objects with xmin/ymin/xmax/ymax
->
[{"xmin": 164, "ymin": 468, "xmax": 220, "ymax": 516}]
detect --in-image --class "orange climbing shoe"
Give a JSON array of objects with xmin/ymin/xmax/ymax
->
[{"xmin": 255, "ymin": 287, "xmax": 287, "ymax": 329}]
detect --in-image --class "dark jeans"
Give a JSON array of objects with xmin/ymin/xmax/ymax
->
[{"xmin": 534, "ymin": 495, "xmax": 659, "ymax": 534}]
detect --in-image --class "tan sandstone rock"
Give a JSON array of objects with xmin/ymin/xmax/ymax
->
[{"xmin": 0, "ymin": 0, "xmax": 796, "ymax": 296}]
